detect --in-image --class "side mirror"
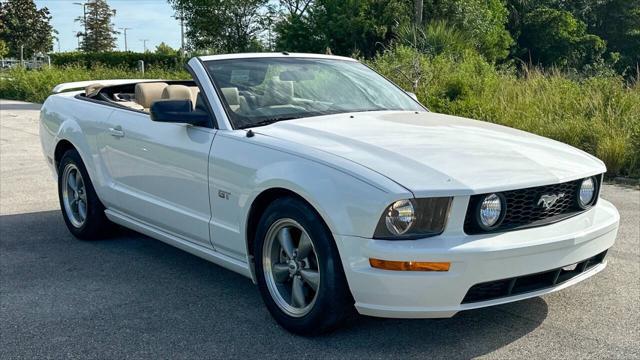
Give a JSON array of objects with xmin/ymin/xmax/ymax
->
[
  {"xmin": 406, "ymin": 92, "xmax": 418, "ymax": 101},
  {"xmin": 150, "ymin": 99, "xmax": 209, "ymax": 126}
]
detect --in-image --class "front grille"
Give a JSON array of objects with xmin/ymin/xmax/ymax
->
[
  {"xmin": 462, "ymin": 251, "xmax": 607, "ymax": 304},
  {"xmin": 464, "ymin": 176, "xmax": 601, "ymax": 234}
]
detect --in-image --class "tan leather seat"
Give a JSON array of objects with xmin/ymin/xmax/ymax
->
[
  {"xmin": 135, "ymin": 82, "xmax": 168, "ymax": 111},
  {"xmin": 116, "ymin": 101, "xmax": 145, "ymax": 111},
  {"xmin": 261, "ymin": 78, "xmax": 294, "ymax": 107},
  {"xmin": 188, "ymin": 86, "xmax": 200, "ymax": 104},
  {"xmin": 85, "ymin": 83, "xmax": 104, "ymax": 97},
  {"xmin": 86, "ymin": 83, "xmax": 144, "ymax": 111},
  {"xmin": 162, "ymin": 84, "xmax": 192, "ymax": 100},
  {"xmin": 221, "ymin": 87, "xmax": 241, "ymax": 112},
  {"xmin": 220, "ymin": 87, "xmax": 250, "ymax": 113}
]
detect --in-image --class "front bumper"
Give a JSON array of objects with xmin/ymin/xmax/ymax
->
[{"xmin": 334, "ymin": 199, "xmax": 619, "ymax": 318}]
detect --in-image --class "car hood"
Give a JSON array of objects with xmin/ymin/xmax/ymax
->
[{"xmin": 253, "ymin": 111, "xmax": 605, "ymax": 196}]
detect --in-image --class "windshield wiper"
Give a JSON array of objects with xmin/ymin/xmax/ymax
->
[
  {"xmin": 354, "ymin": 107, "xmax": 389, "ymax": 113},
  {"xmin": 238, "ymin": 116, "xmax": 300, "ymax": 129}
]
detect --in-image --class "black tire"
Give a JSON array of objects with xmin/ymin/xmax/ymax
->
[
  {"xmin": 254, "ymin": 197, "xmax": 353, "ymax": 335},
  {"xmin": 57, "ymin": 149, "xmax": 112, "ymax": 240}
]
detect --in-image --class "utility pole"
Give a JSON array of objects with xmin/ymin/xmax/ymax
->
[
  {"xmin": 180, "ymin": 15, "xmax": 185, "ymax": 56},
  {"xmin": 120, "ymin": 27, "xmax": 132, "ymax": 52},
  {"xmin": 173, "ymin": 10, "xmax": 186, "ymax": 57},
  {"xmin": 73, "ymin": 2, "xmax": 87, "ymax": 49},
  {"xmin": 73, "ymin": 31, "xmax": 81, "ymax": 50},
  {"xmin": 140, "ymin": 39, "xmax": 149, "ymax": 53},
  {"xmin": 414, "ymin": 0, "xmax": 423, "ymax": 26}
]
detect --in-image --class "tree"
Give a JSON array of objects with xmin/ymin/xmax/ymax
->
[
  {"xmin": 519, "ymin": 7, "xmax": 606, "ymax": 69},
  {"xmin": 276, "ymin": 0, "xmax": 410, "ymax": 57},
  {"xmin": 0, "ymin": 0, "xmax": 54, "ymax": 58},
  {"xmin": 589, "ymin": 0, "xmax": 640, "ymax": 74},
  {"xmin": 279, "ymin": 0, "xmax": 313, "ymax": 16},
  {"xmin": 76, "ymin": 0, "xmax": 119, "ymax": 52},
  {"xmin": 0, "ymin": 40, "xmax": 8, "ymax": 58},
  {"xmin": 169, "ymin": 0, "xmax": 268, "ymax": 53},
  {"xmin": 155, "ymin": 42, "xmax": 178, "ymax": 55},
  {"xmin": 506, "ymin": 0, "xmax": 638, "ymax": 74},
  {"xmin": 424, "ymin": 0, "xmax": 513, "ymax": 62},
  {"xmin": 274, "ymin": 0, "xmax": 323, "ymax": 52}
]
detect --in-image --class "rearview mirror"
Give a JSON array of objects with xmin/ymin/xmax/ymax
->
[
  {"xmin": 150, "ymin": 100, "xmax": 209, "ymax": 126},
  {"xmin": 406, "ymin": 92, "xmax": 418, "ymax": 101},
  {"xmin": 279, "ymin": 69, "xmax": 315, "ymax": 81}
]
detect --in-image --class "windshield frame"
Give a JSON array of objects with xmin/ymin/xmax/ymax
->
[{"xmin": 202, "ymin": 56, "xmax": 427, "ymax": 130}]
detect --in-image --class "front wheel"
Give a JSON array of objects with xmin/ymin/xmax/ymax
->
[{"xmin": 254, "ymin": 197, "xmax": 353, "ymax": 335}]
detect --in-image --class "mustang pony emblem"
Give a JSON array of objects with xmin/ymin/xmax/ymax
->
[{"xmin": 538, "ymin": 193, "xmax": 565, "ymax": 210}]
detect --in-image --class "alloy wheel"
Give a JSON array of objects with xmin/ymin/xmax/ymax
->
[
  {"xmin": 263, "ymin": 218, "xmax": 320, "ymax": 317},
  {"xmin": 61, "ymin": 163, "xmax": 88, "ymax": 228}
]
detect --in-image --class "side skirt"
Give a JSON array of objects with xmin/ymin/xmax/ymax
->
[{"xmin": 104, "ymin": 209, "xmax": 253, "ymax": 279}]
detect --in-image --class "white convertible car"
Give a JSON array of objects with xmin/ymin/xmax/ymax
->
[{"xmin": 40, "ymin": 53, "xmax": 619, "ymax": 335}]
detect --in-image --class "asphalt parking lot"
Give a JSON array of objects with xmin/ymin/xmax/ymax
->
[{"xmin": 1, "ymin": 99, "xmax": 639, "ymax": 359}]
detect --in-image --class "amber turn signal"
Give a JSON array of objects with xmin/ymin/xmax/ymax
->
[{"xmin": 369, "ymin": 258, "xmax": 450, "ymax": 271}]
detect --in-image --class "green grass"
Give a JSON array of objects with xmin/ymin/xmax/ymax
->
[
  {"xmin": 1, "ymin": 54, "xmax": 639, "ymax": 177},
  {"xmin": 0, "ymin": 65, "xmax": 189, "ymax": 104}
]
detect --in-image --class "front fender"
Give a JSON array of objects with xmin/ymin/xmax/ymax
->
[
  {"xmin": 209, "ymin": 132, "xmax": 412, "ymax": 262},
  {"xmin": 248, "ymin": 159, "xmax": 397, "ymax": 238}
]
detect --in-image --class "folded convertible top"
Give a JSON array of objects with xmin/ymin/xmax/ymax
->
[{"xmin": 51, "ymin": 79, "xmax": 162, "ymax": 94}]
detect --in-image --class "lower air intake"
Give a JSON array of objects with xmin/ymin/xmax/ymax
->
[{"xmin": 461, "ymin": 251, "xmax": 607, "ymax": 304}]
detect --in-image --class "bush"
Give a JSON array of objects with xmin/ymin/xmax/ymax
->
[
  {"xmin": 424, "ymin": 0, "xmax": 513, "ymax": 62},
  {"xmin": 370, "ymin": 46, "xmax": 640, "ymax": 177},
  {"xmin": 2, "ymin": 49, "xmax": 639, "ymax": 177},
  {"xmin": 49, "ymin": 51, "xmax": 185, "ymax": 70},
  {"xmin": 394, "ymin": 21, "xmax": 473, "ymax": 58},
  {"xmin": 0, "ymin": 65, "xmax": 189, "ymax": 103}
]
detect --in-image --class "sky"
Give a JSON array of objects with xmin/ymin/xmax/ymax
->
[{"xmin": 35, "ymin": 0, "xmax": 182, "ymax": 53}]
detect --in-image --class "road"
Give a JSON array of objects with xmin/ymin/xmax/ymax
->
[{"xmin": 1, "ymin": 99, "xmax": 639, "ymax": 359}]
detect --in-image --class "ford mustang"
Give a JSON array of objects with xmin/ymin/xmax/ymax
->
[{"xmin": 39, "ymin": 53, "xmax": 620, "ymax": 335}]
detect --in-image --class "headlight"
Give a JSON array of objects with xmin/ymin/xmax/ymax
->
[
  {"xmin": 578, "ymin": 177, "xmax": 596, "ymax": 208},
  {"xmin": 384, "ymin": 199, "xmax": 415, "ymax": 235},
  {"xmin": 374, "ymin": 198, "xmax": 452, "ymax": 239},
  {"xmin": 475, "ymin": 193, "xmax": 505, "ymax": 230}
]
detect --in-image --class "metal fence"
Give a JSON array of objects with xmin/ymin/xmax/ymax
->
[{"xmin": 1, "ymin": 57, "xmax": 51, "ymax": 70}]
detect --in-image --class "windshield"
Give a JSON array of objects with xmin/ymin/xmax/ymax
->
[{"xmin": 203, "ymin": 57, "xmax": 424, "ymax": 129}]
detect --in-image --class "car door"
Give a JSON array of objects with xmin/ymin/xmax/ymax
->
[{"xmin": 97, "ymin": 107, "xmax": 216, "ymax": 249}]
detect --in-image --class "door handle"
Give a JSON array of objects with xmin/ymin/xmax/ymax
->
[{"xmin": 108, "ymin": 126, "xmax": 125, "ymax": 137}]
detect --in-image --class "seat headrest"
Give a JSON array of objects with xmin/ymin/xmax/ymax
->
[
  {"xmin": 263, "ymin": 78, "xmax": 294, "ymax": 106},
  {"xmin": 160, "ymin": 85, "xmax": 200, "ymax": 110},
  {"xmin": 221, "ymin": 87, "xmax": 240, "ymax": 106},
  {"xmin": 162, "ymin": 85, "xmax": 193, "ymax": 101},
  {"xmin": 135, "ymin": 82, "xmax": 168, "ymax": 108}
]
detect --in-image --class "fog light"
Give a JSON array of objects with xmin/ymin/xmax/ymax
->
[
  {"xmin": 578, "ymin": 177, "xmax": 596, "ymax": 208},
  {"xmin": 477, "ymin": 193, "xmax": 504, "ymax": 230}
]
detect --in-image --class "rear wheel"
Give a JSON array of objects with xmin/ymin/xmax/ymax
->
[
  {"xmin": 255, "ymin": 197, "xmax": 352, "ymax": 335},
  {"xmin": 58, "ymin": 149, "xmax": 112, "ymax": 239}
]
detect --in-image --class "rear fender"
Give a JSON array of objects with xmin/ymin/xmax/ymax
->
[{"xmin": 41, "ymin": 94, "xmax": 113, "ymax": 200}]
